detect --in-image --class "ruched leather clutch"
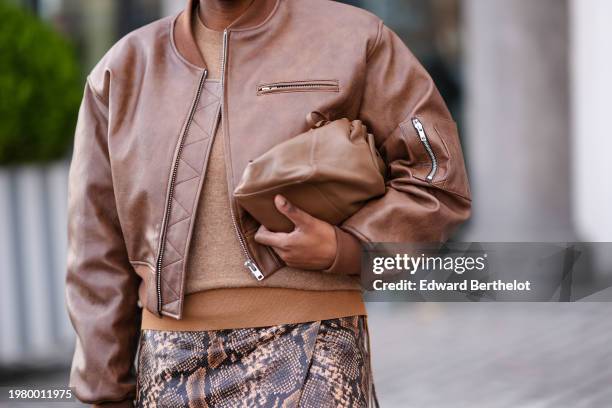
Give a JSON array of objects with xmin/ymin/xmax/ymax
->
[{"xmin": 234, "ymin": 112, "xmax": 386, "ymax": 233}]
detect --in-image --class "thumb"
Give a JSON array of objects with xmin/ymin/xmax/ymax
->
[{"xmin": 274, "ymin": 195, "xmax": 313, "ymax": 228}]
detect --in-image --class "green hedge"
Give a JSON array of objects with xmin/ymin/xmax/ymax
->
[{"xmin": 0, "ymin": 2, "xmax": 82, "ymax": 165}]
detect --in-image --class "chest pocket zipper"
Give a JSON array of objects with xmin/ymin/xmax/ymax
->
[
  {"xmin": 411, "ymin": 118, "xmax": 438, "ymax": 183},
  {"xmin": 257, "ymin": 80, "xmax": 339, "ymax": 95}
]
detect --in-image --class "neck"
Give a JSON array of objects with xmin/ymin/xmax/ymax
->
[{"xmin": 198, "ymin": 0, "xmax": 254, "ymax": 31}]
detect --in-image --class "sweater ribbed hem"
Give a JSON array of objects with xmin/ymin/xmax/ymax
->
[{"xmin": 141, "ymin": 287, "xmax": 366, "ymax": 331}]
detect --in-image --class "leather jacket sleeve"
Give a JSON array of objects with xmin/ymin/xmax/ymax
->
[
  {"xmin": 65, "ymin": 78, "xmax": 141, "ymax": 407},
  {"xmin": 333, "ymin": 22, "xmax": 472, "ymax": 270}
]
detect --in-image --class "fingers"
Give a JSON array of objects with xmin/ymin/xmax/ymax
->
[
  {"xmin": 274, "ymin": 195, "xmax": 314, "ymax": 228},
  {"xmin": 254, "ymin": 225, "xmax": 289, "ymax": 248}
]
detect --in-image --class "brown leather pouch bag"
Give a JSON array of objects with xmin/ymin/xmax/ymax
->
[{"xmin": 234, "ymin": 112, "xmax": 386, "ymax": 233}]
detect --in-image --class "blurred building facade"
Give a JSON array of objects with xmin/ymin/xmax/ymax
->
[
  {"xmin": 463, "ymin": 0, "xmax": 612, "ymax": 278},
  {"xmin": 463, "ymin": 0, "xmax": 573, "ymax": 241}
]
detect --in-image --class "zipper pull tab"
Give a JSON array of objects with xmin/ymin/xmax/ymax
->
[
  {"xmin": 412, "ymin": 118, "xmax": 427, "ymax": 141},
  {"xmin": 245, "ymin": 259, "xmax": 265, "ymax": 281}
]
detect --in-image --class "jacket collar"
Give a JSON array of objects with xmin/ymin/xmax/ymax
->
[{"xmin": 174, "ymin": 0, "xmax": 279, "ymax": 68}]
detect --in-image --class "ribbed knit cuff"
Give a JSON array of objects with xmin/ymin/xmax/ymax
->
[{"xmin": 322, "ymin": 226, "xmax": 362, "ymax": 276}]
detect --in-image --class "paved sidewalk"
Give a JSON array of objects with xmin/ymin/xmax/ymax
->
[{"xmin": 367, "ymin": 303, "xmax": 612, "ymax": 407}]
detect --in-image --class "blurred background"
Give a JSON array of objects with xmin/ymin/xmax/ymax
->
[{"xmin": 0, "ymin": 0, "xmax": 611, "ymax": 406}]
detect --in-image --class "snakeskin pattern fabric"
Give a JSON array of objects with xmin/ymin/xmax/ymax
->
[{"xmin": 135, "ymin": 316, "xmax": 375, "ymax": 407}]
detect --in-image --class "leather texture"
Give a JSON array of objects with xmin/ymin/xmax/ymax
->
[
  {"xmin": 65, "ymin": 0, "xmax": 471, "ymax": 404},
  {"xmin": 234, "ymin": 113, "xmax": 386, "ymax": 233}
]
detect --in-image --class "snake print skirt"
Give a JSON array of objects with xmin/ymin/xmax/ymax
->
[{"xmin": 135, "ymin": 315, "xmax": 377, "ymax": 407}]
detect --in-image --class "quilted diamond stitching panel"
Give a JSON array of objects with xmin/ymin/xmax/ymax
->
[{"xmin": 160, "ymin": 81, "xmax": 222, "ymax": 304}]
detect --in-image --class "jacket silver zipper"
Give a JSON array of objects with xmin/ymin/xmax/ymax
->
[
  {"xmin": 220, "ymin": 29, "xmax": 228, "ymax": 87},
  {"xmin": 155, "ymin": 69, "xmax": 209, "ymax": 314},
  {"xmin": 220, "ymin": 29, "xmax": 265, "ymax": 281},
  {"xmin": 411, "ymin": 118, "xmax": 438, "ymax": 182},
  {"xmin": 257, "ymin": 80, "xmax": 338, "ymax": 95}
]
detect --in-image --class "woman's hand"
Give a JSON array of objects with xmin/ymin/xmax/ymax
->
[{"xmin": 254, "ymin": 195, "xmax": 337, "ymax": 270}]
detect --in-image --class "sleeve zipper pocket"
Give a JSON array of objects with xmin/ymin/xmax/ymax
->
[{"xmin": 411, "ymin": 118, "xmax": 438, "ymax": 182}]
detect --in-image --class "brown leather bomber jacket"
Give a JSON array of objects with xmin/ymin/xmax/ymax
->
[{"xmin": 65, "ymin": 0, "xmax": 471, "ymax": 405}]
